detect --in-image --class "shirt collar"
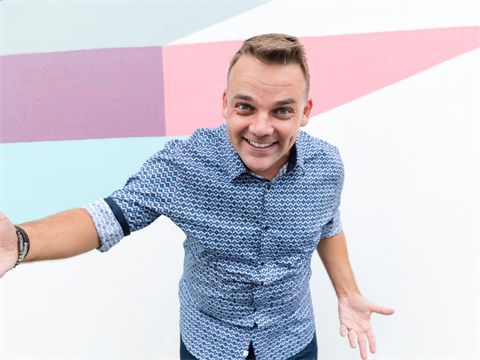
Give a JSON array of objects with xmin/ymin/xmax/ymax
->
[
  {"xmin": 220, "ymin": 124, "xmax": 306, "ymax": 181},
  {"xmin": 221, "ymin": 125, "xmax": 249, "ymax": 181},
  {"xmin": 291, "ymin": 130, "xmax": 306, "ymax": 174}
]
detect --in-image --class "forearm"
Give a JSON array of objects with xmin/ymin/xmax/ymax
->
[
  {"xmin": 316, "ymin": 230, "xmax": 359, "ymax": 297},
  {"xmin": 20, "ymin": 208, "xmax": 100, "ymax": 262}
]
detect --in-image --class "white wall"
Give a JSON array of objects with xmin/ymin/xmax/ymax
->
[{"xmin": 1, "ymin": 1, "xmax": 478, "ymax": 359}]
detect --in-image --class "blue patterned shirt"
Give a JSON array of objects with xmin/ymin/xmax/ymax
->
[{"xmin": 83, "ymin": 124, "xmax": 344, "ymax": 360}]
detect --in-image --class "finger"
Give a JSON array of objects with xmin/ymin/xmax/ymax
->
[
  {"xmin": 366, "ymin": 328, "xmax": 377, "ymax": 354},
  {"xmin": 348, "ymin": 329, "xmax": 356, "ymax": 348},
  {"xmin": 340, "ymin": 324, "xmax": 348, "ymax": 337},
  {"xmin": 357, "ymin": 331, "xmax": 368, "ymax": 360},
  {"xmin": 370, "ymin": 302, "xmax": 395, "ymax": 315}
]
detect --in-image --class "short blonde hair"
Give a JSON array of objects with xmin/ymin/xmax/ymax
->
[{"xmin": 227, "ymin": 33, "xmax": 310, "ymax": 99}]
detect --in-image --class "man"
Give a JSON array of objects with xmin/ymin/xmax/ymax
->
[{"xmin": 0, "ymin": 34, "xmax": 394, "ymax": 360}]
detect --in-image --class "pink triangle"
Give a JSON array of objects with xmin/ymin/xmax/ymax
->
[
  {"xmin": 304, "ymin": 27, "xmax": 479, "ymax": 115},
  {"xmin": 163, "ymin": 27, "xmax": 479, "ymax": 137}
]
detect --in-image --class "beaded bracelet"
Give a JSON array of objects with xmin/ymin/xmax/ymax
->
[{"xmin": 13, "ymin": 225, "xmax": 30, "ymax": 268}]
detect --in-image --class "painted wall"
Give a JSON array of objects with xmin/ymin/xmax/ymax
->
[{"xmin": 1, "ymin": 1, "xmax": 479, "ymax": 358}]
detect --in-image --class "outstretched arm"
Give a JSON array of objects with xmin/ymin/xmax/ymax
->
[
  {"xmin": 0, "ymin": 209, "xmax": 100, "ymax": 278},
  {"xmin": 317, "ymin": 230, "xmax": 394, "ymax": 359}
]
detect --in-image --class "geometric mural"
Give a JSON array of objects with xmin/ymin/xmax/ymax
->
[{"xmin": 2, "ymin": 27, "xmax": 478, "ymax": 143}]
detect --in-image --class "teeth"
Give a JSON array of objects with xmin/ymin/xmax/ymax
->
[{"xmin": 248, "ymin": 140, "xmax": 273, "ymax": 148}]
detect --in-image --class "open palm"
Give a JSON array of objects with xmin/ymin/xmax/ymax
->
[{"xmin": 338, "ymin": 293, "xmax": 394, "ymax": 359}]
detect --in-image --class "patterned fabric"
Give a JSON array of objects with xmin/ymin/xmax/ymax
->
[
  {"xmin": 83, "ymin": 124, "xmax": 344, "ymax": 360},
  {"xmin": 83, "ymin": 198, "xmax": 123, "ymax": 252}
]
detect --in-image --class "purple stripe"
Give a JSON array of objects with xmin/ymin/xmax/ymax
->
[{"xmin": 1, "ymin": 47, "xmax": 165, "ymax": 143}]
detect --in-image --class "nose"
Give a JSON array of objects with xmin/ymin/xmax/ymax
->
[{"xmin": 249, "ymin": 112, "xmax": 274, "ymax": 138}]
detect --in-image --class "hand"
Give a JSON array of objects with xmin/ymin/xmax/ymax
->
[
  {"xmin": 0, "ymin": 211, "xmax": 19, "ymax": 278},
  {"xmin": 338, "ymin": 293, "xmax": 394, "ymax": 359}
]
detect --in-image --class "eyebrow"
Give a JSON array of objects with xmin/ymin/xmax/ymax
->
[
  {"xmin": 232, "ymin": 94, "xmax": 255, "ymax": 103},
  {"xmin": 232, "ymin": 94, "xmax": 297, "ymax": 107},
  {"xmin": 273, "ymin": 98, "xmax": 297, "ymax": 107}
]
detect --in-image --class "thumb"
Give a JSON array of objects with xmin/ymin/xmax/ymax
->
[{"xmin": 370, "ymin": 302, "xmax": 395, "ymax": 315}]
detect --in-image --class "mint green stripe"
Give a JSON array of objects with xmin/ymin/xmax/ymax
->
[
  {"xmin": 0, "ymin": 136, "xmax": 188, "ymax": 224},
  {"xmin": 1, "ymin": 2, "xmax": 269, "ymax": 56}
]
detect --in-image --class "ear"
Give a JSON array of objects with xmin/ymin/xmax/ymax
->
[
  {"xmin": 222, "ymin": 89, "xmax": 228, "ymax": 120},
  {"xmin": 300, "ymin": 97, "xmax": 313, "ymax": 127}
]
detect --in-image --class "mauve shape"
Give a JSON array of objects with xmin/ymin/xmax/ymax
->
[{"xmin": 1, "ymin": 47, "xmax": 165, "ymax": 143}]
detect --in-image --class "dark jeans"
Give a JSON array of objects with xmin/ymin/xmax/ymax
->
[{"xmin": 180, "ymin": 332, "xmax": 317, "ymax": 360}]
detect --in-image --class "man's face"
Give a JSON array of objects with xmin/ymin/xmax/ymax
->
[{"xmin": 223, "ymin": 55, "xmax": 312, "ymax": 180}]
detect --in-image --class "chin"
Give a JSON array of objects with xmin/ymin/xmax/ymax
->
[{"xmin": 245, "ymin": 161, "xmax": 273, "ymax": 174}]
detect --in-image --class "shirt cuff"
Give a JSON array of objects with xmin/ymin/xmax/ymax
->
[{"xmin": 82, "ymin": 199, "xmax": 124, "ymax": 253}]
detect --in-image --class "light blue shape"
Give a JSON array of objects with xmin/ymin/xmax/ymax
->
[
  {"xmin": 0, "ymin": 136, "xmax": 188, "ymax": 224},
  {"xmin": 1, "ymin": 1, "xmax": 270, "ymax": 56}
]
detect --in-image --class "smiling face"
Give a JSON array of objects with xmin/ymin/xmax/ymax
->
[{"xmin": 223, "ymin": 55, "xmax": 313, "ymax": 180}]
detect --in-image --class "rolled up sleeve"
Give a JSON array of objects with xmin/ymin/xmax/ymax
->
[{"xmin": 83, "ymin": 198, "xmax": 124, "ymax": 253}]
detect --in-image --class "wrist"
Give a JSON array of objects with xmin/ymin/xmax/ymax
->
[
  {"xmin": 336, "ymin": 286, "xmax": 361, "ymax": 298},
  {"xmin": 338, "ymin": 292, "xmax": 361, "ymax": 298}
]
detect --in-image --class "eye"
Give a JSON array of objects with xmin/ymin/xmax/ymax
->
[
  {"xmin": 277, "ymin": 108, "xmax": 291, "ymax": 116},
  {"xmin": 237, "ymin": 104, "xmax": 251, "ymax": 112}
]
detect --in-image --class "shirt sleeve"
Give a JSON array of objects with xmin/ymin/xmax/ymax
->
[
  {"xmin": 320, "ymin": 146, "xmax": 344, "ymax": 239},
  {"xmin": 108, "ymin": 143, "xmax": 180, "ymax": 231},
  {"xmin": 320, "ymin": 208, "xmax": 343, "ymax": 239},
  {"xmin": 83, "ymin": 139, "xmax": 183, "ymax": 252}
]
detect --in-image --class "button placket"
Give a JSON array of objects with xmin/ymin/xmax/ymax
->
[
  {"xmin": 259, "ymin": 181, "xmax": 271, "ymax": 291},
  {"xmin": 256, "ymin": 179, "xmax": 270, "ymax": 312},
  {"xmin": 258, "ymin": 181, "xmax": 269, "ymax": 269}
]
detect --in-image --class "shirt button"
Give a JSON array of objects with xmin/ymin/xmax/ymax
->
[
  {"xmin": 266, "ymin": 184, "xmax": 271, "ymax": 190},
  {"xmin": 264, "ymin": 225, "xmax": 269, "ymax": 231},
  {"xmin": 260, "ymin": 262, "xmax": 265, "ymax": 266},
  {"xmin": 253, "ymin": 308, "xmax": 257, "ymax": 312}
]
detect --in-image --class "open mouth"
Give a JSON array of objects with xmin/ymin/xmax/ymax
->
[{"xmin": 246, "ymin": 139, "xmax": 275, "ymax": 149}]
